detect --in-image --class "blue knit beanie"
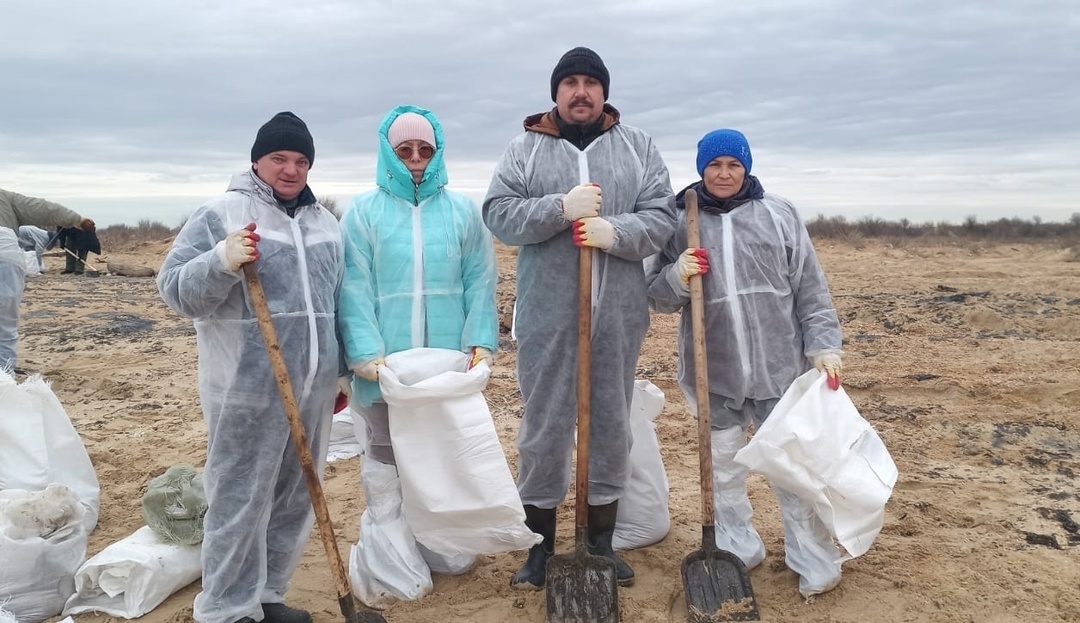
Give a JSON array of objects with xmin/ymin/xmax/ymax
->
[{"xmin": 696, "ymin": 129, "xmax": 752, "ymax": 176}]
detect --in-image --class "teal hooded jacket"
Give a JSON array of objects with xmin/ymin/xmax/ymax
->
[{"xmin": 338, "ymin": 105, "xmax": 499, "ymax": 405}]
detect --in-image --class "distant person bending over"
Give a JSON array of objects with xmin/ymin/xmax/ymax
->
[
  {"xmin": 337, "ymin": 105, "xmax": 498, "ymax": 561},
  {"xmin": 645, "ymin": 129, "xmax": 846, "ymax": 598},
  {"xmin": 157, "ymin": 111, "xmax": 346, "ymax": 623},
  {"xmin": 1, "ymin": 188, "xmax": 95, "ymax": 372},
  {"xmin": 54, "ymin": 225, "xmax": 102, "ymax": 274},
  {"xmin": 17, "ymin": 225, "xmax": 51, "ymax": 272},
  {"xmin": 483, "ymin": 47, "xmax": 677, "ymax": 589}
]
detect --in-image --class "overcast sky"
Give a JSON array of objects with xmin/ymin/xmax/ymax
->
[{"xmin": 2, "ymin": 0, "xmax": 1077, "ymax": 227}]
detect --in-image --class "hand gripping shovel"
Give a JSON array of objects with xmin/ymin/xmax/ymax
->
[
  {"xmin": 680, "ymin": 190, "xmax": 760, "ymax": 622},
  {"xmin": 545, "ymin": 246, "xmax": 620, "ymax": 623},
  {"xmin": 243, "ymin": 263, "xmax": 388, "ymax": 623}
]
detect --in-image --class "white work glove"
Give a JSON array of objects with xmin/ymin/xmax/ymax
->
[
  {"xmin": 351, "ymin": 357, "xmax": 385, "ymax": 382},
  {"xmin": 337, "ymin": 376, "xmax": 353, "ymax": 398},
  {"xmin": 217, "ymin": 222, "xmax": 261, "ymax": 271},
  {"xmin": 572, "ymin": 217, "xmax": 615, "ymax": 251},
  {"xmin": 811, "ymin": 352, "xmax": 843, "ymax": 390},
  {"xmin": 561, "ymin": 183, "xmax": 602, "ymax": 221},
  {"xmin": 676, "ymin": 248, "xmax": 710, "ymax": 283},
  {"xmin": 469, "ymin": 346, "xmax": 494, "ymax": 369}
]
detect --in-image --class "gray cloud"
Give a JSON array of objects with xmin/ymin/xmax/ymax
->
[{"xmin": 2, "ymin": 0, "xmax": 1076, "ymax": 226}]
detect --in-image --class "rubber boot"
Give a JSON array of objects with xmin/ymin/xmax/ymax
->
[
  {"xmin": 262, "ymin": 602, "xmax": 312, "ymax": 623},
  {"xmin": 586, "ymin": 501, "xmax": 635, "ymax": 586},
  {"xmin": 511, "ymin": 505, "xmax": 556, "ymax": 590},
  {"xmin": 711, "ymin": 426, "xmax": 767, "ymax": 570}
]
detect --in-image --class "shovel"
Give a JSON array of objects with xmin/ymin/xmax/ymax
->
[
  {"xmin": 545, "ymin": 245, "xmax": 619, "ymax": 623},
  {"xmin": 680, "ymin": 189, "xmax": 760, "ymax": 622},
  {"xmin": 242, "ymin": 263, "xmax": 388, "ymax": 623}
]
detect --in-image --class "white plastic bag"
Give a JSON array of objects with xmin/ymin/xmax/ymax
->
[
  {"xmin": 734, "ymin": 369, "xmax": 898, "ymax": 558},
  {"xmin": 0, "ymin": 487, "xmax": 87, "ymax": 623},
  {"xmin": 612, "ymin": 380, "xmax": 670, "ymax": 550},
  {"xmin": 0, "ymin": 373, "xmax": 100, "ymax": 533},
  {"xmin": 380, "ymin": 348, "xmax": 540, "ymax": 560},
  {"xmin": 62, "ymin": 525, "xmax": 201, "ymax": 618}
]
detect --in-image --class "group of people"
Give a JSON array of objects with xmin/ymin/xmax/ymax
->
[
  {"xmin": 0, "ymin": 189, "xmax": 97, "ymax": 374},
  {"xmin": 155, "ymin": 45, "xmax": 845, "ymax": 623}
]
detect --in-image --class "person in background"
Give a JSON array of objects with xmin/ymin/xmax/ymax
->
[
  {"xmin": 53, "ymin": 225, "xmax": 102, "ymax": 274},
  {"xmin": 482, "ymin": 47, "xmax": 677, "ymax": 589},
  {"xmin": 0, "ymin": 188, "xmax": 95, "ymax": 372},
  {"xmin": 645, "ymin": 128, "xmax": 845, "ymax": 598},
  {"xmin": 158, "ymin": 111, "xmax": 346, "ymax": 623},
  {"xmin": 337, "ymin": 105, "xmax": 498, "ymax": 585},
  {"xmin": 17, "ymin": 225, "xmax": 52, "ymax": 272}
]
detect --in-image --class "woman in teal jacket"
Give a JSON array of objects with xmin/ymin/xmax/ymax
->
[{"xmin": 338, "ymin": 105, "xmax": 498, "ymax": 467}]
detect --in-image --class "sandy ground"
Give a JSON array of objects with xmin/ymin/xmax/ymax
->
[{"xmin": 16, "ymin": 237, "xmax": 1080, "ymax": 623}]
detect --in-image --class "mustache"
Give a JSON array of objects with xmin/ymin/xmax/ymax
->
[{"xmin": 569, "ymin": 96, "xmax": 592, "ymax": 107}]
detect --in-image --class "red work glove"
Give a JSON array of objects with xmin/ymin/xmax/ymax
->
[
  {"xmin": 812, "ymin": 353, "xmax": 842, "ymax": 390},
  {"xmin": 676, "ymin": 247, "xmax": 709, "ymax": 283},
  {"xmin": 220, "ymin": 222, "xmax": 261, "ymax": 271}
]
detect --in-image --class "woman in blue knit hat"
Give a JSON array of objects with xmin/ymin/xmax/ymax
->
[{"xmin": 645, "ymin": 128, "xmax": 845, "ymax": 598}]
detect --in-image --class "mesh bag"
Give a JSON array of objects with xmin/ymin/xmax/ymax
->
[{"xmin": 141, "ymin": 464, "xmax": 206, "ymax": 545}]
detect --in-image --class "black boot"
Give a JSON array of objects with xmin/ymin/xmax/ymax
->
[
  {"xmin": 511, "ymin": 504, "xmax": 556, "ymax": 590},
  {"xmin": 262, "ymin": 602, "xmax": 312, "ymax": 623},
  {"xmin": 587, "ymin": 501, "xmax": 635, "ymax": 586}
]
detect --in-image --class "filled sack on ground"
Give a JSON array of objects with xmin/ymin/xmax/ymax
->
[
  {"xmin": 0, "ymin": 485, "xmax": 88, "ymax": 622},
  {"xmin": 613, "ymin": 379, "xmax": 670, "ymax": 550},
  {"xmin": 62, "ymin": 525, "xmax": 201, "ymax": 618},
  {"xmin": 0, "ymin": 372, "xmax": 100, "ymax": 534}
]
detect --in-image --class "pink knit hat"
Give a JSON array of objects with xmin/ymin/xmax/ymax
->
[{"xmin": 387, "ymin": 112, "xmax": 436, "ymax": 149}]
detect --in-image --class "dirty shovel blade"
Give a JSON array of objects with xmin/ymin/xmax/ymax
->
[
  {"xmin": 350, "ymin": 608, "xmax": 388, "ymax": 623},
  {"xmin": 682, "ymin": 537, "xmax": 759, "ymax": 622},
  {"xmin": 545, "ymin": 544, "xmax": 619, "ymax": 623}
]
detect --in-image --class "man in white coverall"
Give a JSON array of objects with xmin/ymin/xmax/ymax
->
[
  {"xmin": 483, "ymin": 46, "xmax": 677, "ymax": 590},
  {"xmin": 1, "ymin": 188, "xmax": 95, "ymax": 372},
  {"xmin": 158, "ymin": 111, "xmax": 346, "ymax": 623}
]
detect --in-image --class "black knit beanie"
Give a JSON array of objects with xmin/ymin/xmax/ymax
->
[
  {"xmin": 550, "ymin": 47, "xmax": 610, "ymax": 102},
  {"xmin": 250, "ymin": 111, "xmax": 315, "ymax": 166}
]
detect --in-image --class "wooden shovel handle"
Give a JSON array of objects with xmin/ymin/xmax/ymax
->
[
  {"xmin": 685, "ymin": 190, "xmax": 715, "ymax": 528},
  {"xmin": 242, "ymin": 263, "xmax": 363, "ymax": 620},
  {"xmin": 574, "ymin": 245, "xmax": 593, "ymax": 541}
]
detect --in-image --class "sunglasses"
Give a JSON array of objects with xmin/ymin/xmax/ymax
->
[{"xmin": 395, "ymin": 144, "xmax": 435, "ymax": 160}]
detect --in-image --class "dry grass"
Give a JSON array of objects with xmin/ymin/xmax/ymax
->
[
  {"xmin": 96, "ymin": 214, "xmax": 1080, "ymax": 255},
  {"xmin": 807, "ymin": 213, "xmax": 1080, "ymax": 245},
  {"xmin": 97, "ymin": 220, "xmax": 177, "ymax": 249}
]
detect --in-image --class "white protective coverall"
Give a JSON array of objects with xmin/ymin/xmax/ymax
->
[
  {"xmin": 646, "ymin": 184, "xmax": 844, "ymax": 595},
  {"xmin": 0, "ymin": 228, "xmax": 25, "ymax": 371},
  {"xmin": 483, "ymin": 106, "xmax": 677, "ymax": 508},
  {"xmin": 157, "ymin": 170, "xmax": 344, "ymax": 623}
]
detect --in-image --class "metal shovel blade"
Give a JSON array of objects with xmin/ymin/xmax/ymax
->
[
  {"xmin": 681, "ymin": 535, "xmax": 759, "ymax": 622},
  {"xmin": 350, "ymin": 608, "xmax": 389, "ymax": 623},
  {"xmin": 545, "ymin": 543, "xmax": 619, "ymax": 623}
]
